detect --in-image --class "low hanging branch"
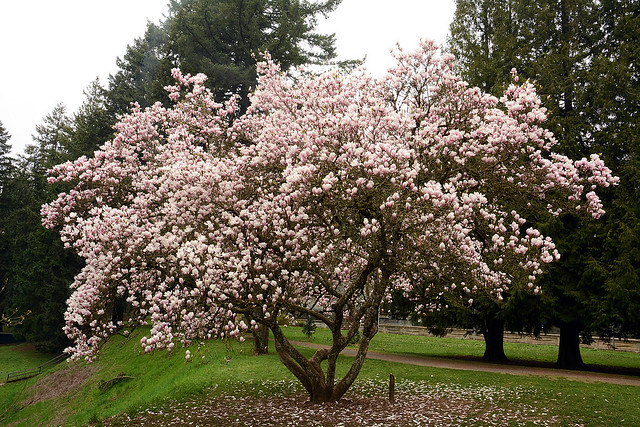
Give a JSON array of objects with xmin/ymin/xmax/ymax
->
[{"xmin": 98, "ymin": 373, "xmax": 136, "ymax": 392}]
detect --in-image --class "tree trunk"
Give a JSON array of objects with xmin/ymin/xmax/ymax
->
[
  {"xmin": 304, "ymin": 324, "xmax": 377, "ymax": 403},
  {"xmin": 482, "ymin": 318, "xmax": 508, "ymax": 362},
  {"xmin": 330, "ymin": 305, "xmax": 380, "ymax": 401},
  {"xmin": 267, "ymin": 259, "xmax": 387, "ymax": 403},
  {"xmin": 308, "ymin": 378, "xmax": 335, "ymax": 403},
  {"xmin": 556, "ymin": 321, "xmax": 584, "ymax": 369},
  {"xmin": 111, "ymin": 296, "xmax": 126, "ymax": 324},
  {"xmin": 270, "ymin": 301, "xmax": 380, "ymax": 403},
  {"xmin": 253, "ymin": 323, "xmax": 269, "ymax": 355}
]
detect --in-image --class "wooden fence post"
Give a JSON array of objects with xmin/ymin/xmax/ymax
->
[{"xmin": 389, "ymin": 373, "xmax": 395, "ymax": 403}]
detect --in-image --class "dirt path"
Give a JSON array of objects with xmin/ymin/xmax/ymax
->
[{"xmin": 290, "ymin": 341, "xmax": 640, "ymax": 386}]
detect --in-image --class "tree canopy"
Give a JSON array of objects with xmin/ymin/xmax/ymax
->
[
  {"xmin": 43, "ymin": 41, "xmax": 615, "ymax": 402},
  {"xmin": 448, "ymin": 0, "xmax": 640, "ymax": 368}
]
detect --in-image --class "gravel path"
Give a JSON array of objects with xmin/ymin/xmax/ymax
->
[{"xmin": 289, "ymin": 341, "xmax": 640, "ymax": 386}]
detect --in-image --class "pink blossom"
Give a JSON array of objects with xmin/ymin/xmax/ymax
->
[{"xmin": 43, "ymin": 40, "xmax": 615, "ymax": 402}]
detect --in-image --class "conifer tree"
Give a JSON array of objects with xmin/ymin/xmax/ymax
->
[
  {"xmin": 0, "ymin": 121, "xmax": 14, "ymax": 332},
  {"xmin": 448, "ymin": 0, "xmax": 640, "ymax": 368}
]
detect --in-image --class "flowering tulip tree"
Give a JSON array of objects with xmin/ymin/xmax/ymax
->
[{"xmin": 43, "ymin": 40, "xmax": 616, "ymax": 403}]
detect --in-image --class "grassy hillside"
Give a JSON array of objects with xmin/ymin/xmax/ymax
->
[
  {"xmin": 0, "ymin": 343, "xmax": 55, "ymax": 381},
  {"xmin": 1, "ymin": 328, "xmax": 639, "ymax": 426},
  {"xmin": 1, "ymin": 331, "xmax": 293, "ymax": 426}
]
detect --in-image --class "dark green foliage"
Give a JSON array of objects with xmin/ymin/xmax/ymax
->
[
  {"xmin": 0, "ymin": 121, "xmax": 11, "ymax": 188},
  {"xmin": 301, "ymin": 316, "xmax": 316, "ymax": 338},
  {"xmin": 69, "ymin": 79, "xmax": 117, "ymax": 158},
  {"xmin": 0, "ymin": 121, "xmax": 14, "ymax": 332},
  {"xmin": 448, "ymin": 0, "xmax": 640, "ymax": 367},
  {"xmin": 448, "ymin": 0, "xmax": 518, "ymax": 94},
  {"xmin": 106, "ymin": 23, "xmax": 173, "ymax": 116},
  {"xmin": 8, "ymin": 222, "xmax": 78, "ymax": 353},
  {"xmin": 106, "ymin": 0, "xmax": 341, "ymax": 115},
  {"xmin": 1, "ymin": 107, "xmax": 87, "ymax": 353},
  {"xmin": 167, "ymin": 0, "xmax": 338, "ymax": 110},
  {"xmin": 382, "ymin": 289, "xmax": 415, "ymax": 322},
  {"xmin": 31, "ymin": 105, "xmax": 73, "ymax": 168}
]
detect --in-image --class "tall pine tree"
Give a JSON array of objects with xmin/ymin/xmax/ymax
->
[
  {"xmin": 448, "ymin": 0, "xmax": 640, "ymax": 368},
  {"xmin": 0, "ymin": 121, "xmax": 14, "ymax": 332},
  {"xmin": 4, "ymin": 108, "xmax": 82, "ymax": 352},
  {"xmin": 106, "ymin": 0, "xmax": 341, "ymax": 117}
]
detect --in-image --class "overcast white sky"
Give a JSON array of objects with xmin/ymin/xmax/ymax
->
[{"xmin": 0, "ymin": 0, "xmax": 455, "ymax": 157}]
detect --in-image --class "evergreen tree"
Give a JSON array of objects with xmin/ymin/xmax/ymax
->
[
  {"xmin": 107, "ymin": 0, "xmax": 341, "ymax": 116},
  {"xmin": 0, "ymin": 121, "xmax": 14, "ymax": 332},
  {"xmin": 70, "ymin": 79, "xmax": 116, "ymax": 159},
  {"xmin": 577, "ymin": 0, "xmax": 640, "ymax": 344},
  {"xmin": 166, "ymin": 0, "xmax": 339, "ymax": 111},
  {"xmin": 448, "ymin": 0, "xmax": 518, "ymax": 94},
  {"xmin": 106, "ymin": 23, "xmax": 172, "ymax": 116},
  {"xmin": 4, "ymin": 108, "xmax": 81, "ymax": 352},
  {"xmin": 4, "ymin": 166, "xmax": 79, "ymax": 352},
  {"xmin": 0, "ymin": 121, "xmax": 11, "ymax": 187},
  {"xmin": 448, "ymin": 0, "xmax": 640, "ymax": 368},
  {"xmin": 26, "ymin": 104, "xmax": 73, "ymax": 178}
]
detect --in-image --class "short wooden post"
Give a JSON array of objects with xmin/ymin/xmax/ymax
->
[{"xmin": 389, "ymin": 373, "xmax": 395, "ymax": 403}]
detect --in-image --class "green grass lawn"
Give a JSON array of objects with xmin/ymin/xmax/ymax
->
[
  {"xmin": 285, "ymin": 325, "xmax": 640, "ymax": 370},
  {"xmin": 0, "ymin": 333, "xmax": 299, "ymax": 426},
  {"xmin": 0, "ymin": 342, "xmax": 55, "ymax": 381},
  {"xmin": 0, "ymin": 343, "xmax": 58, "ymax": 424},
  {"xmin": 1, "ymin": 328, "xmax": 639, "ymax": 426}
]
